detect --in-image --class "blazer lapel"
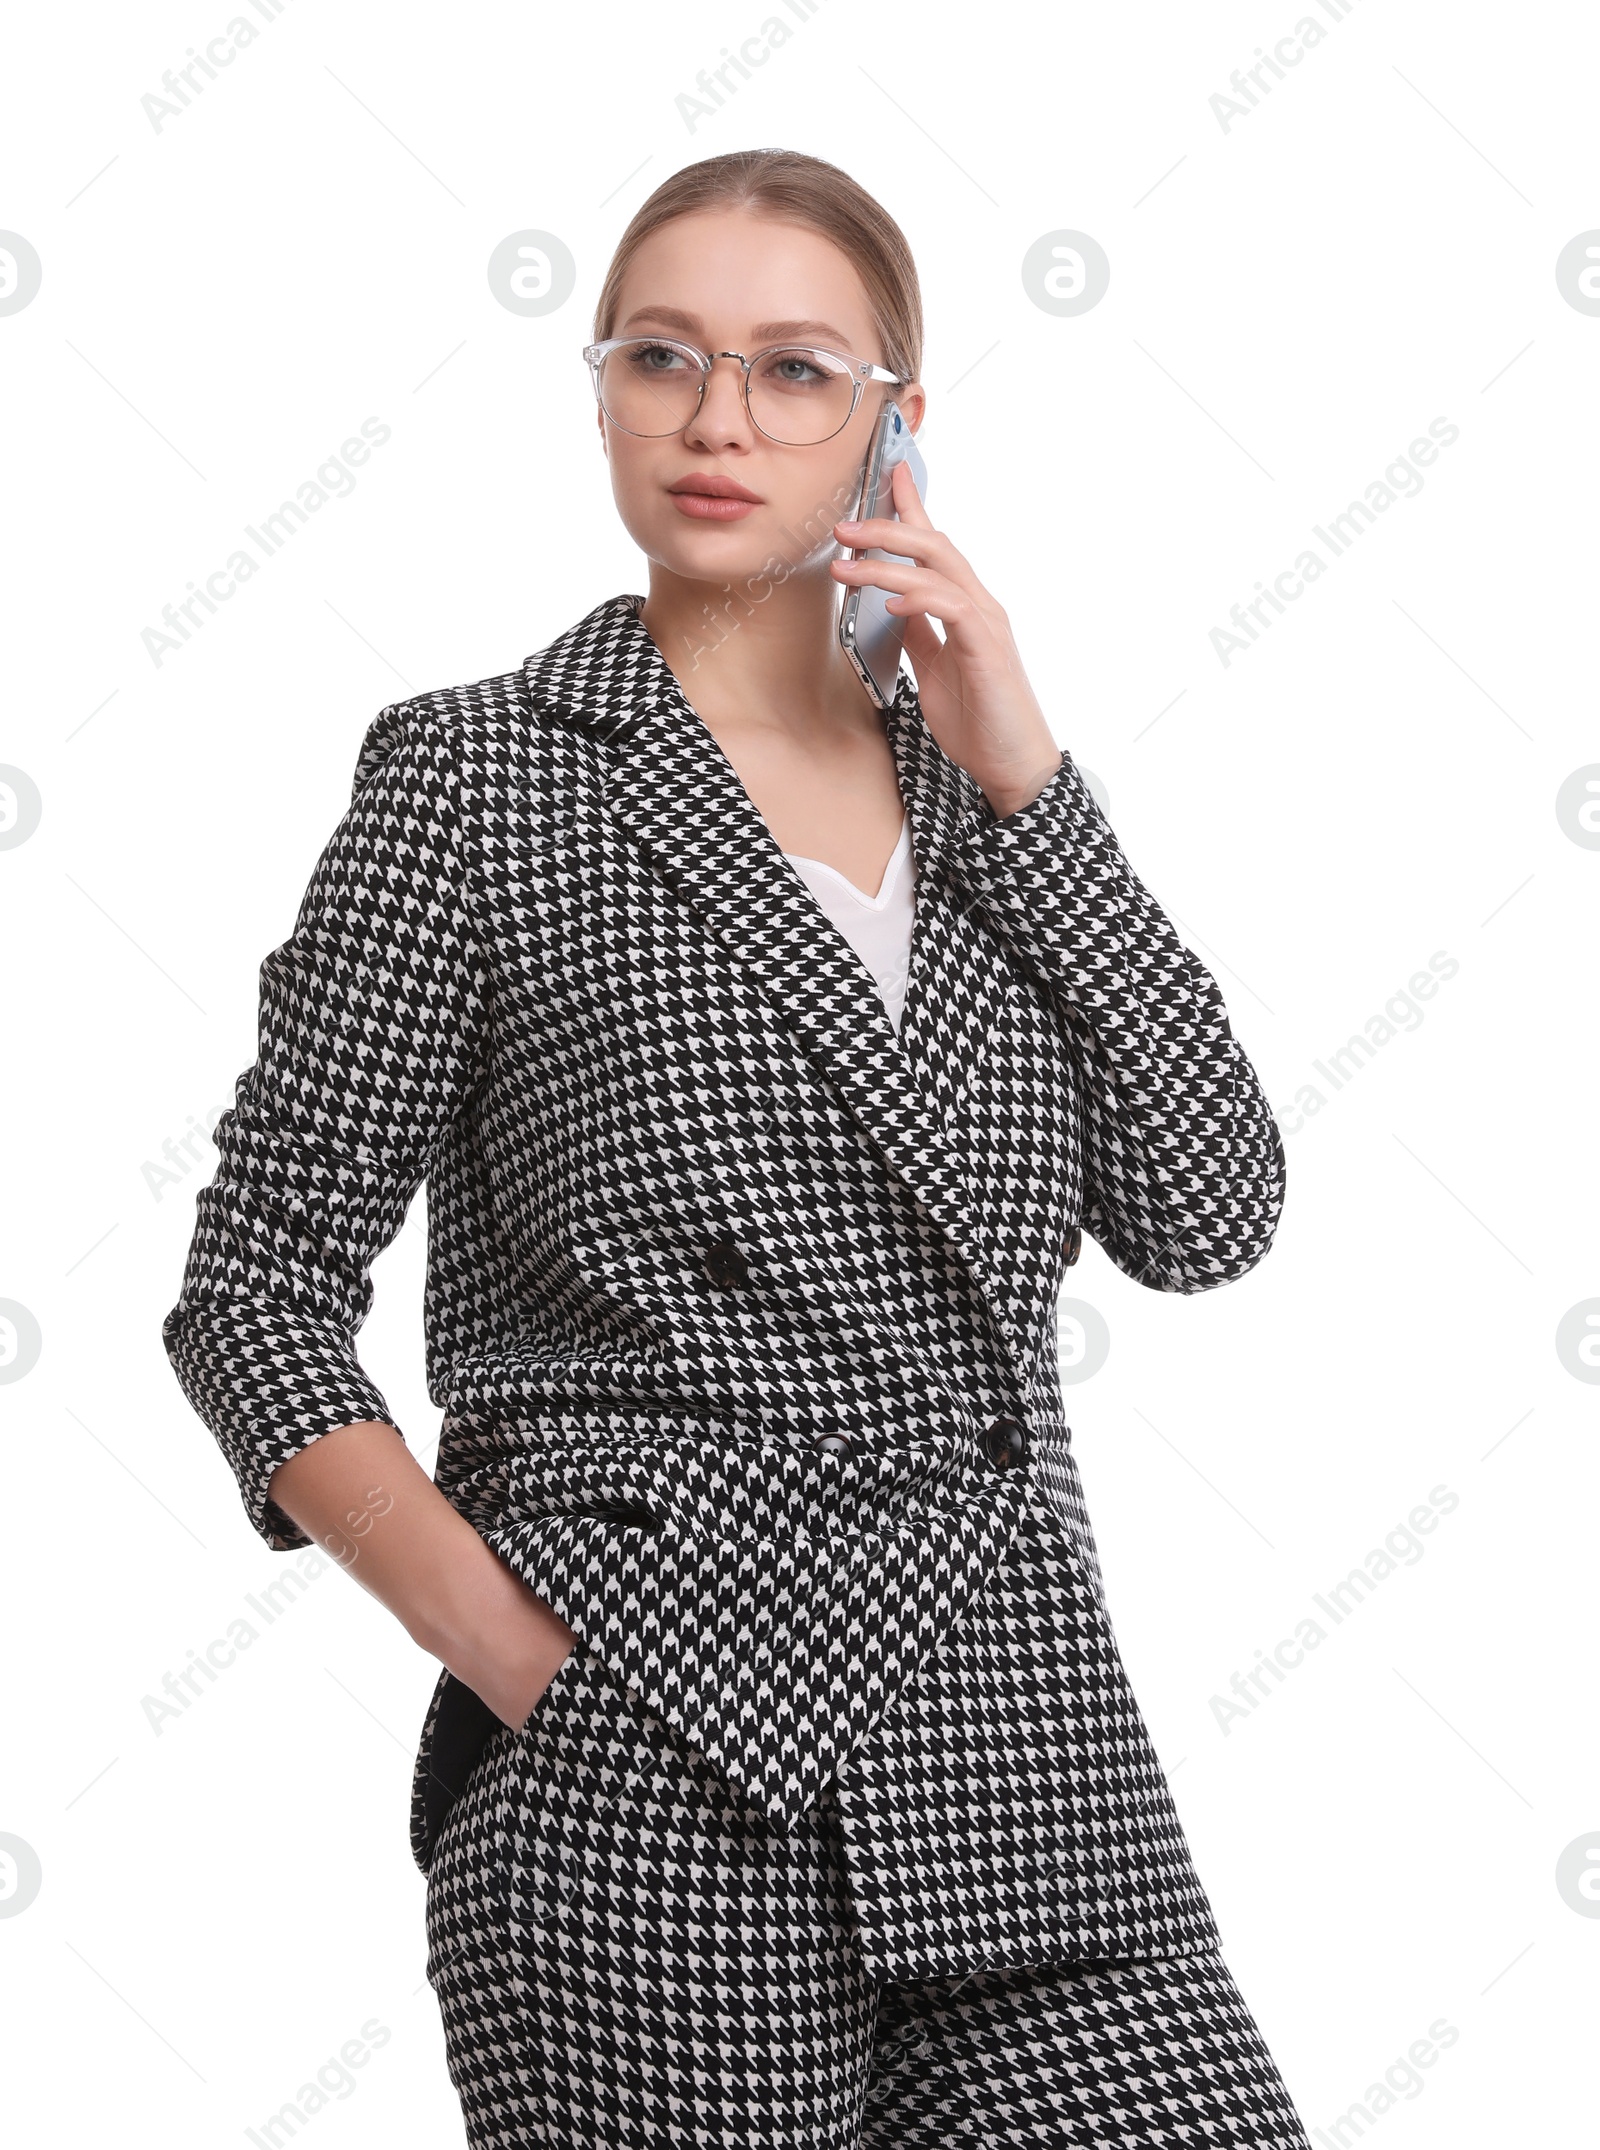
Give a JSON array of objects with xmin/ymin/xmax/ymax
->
[
  {"xmin": 523, "ymin": 594, "xmax": 1041, "ymax": 1373},
  {"xmin": 880, "ymin": 664, "xmax": 989, "ymax": 1127}
]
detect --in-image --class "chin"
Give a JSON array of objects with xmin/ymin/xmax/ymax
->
[{"xmin": 645, "ymin": 523, "xmax": 775, "ymax": 585}]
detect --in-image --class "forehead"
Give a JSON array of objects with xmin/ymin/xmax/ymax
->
[{"xmin": 613, "ymin": 211, "xmax": 877, "ymax": 349}]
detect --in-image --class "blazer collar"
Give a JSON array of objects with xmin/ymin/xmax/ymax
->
[
  {"xmin": 521, "ymin": 589, "xmax": 980, "ymax": 905},
  {"xmin": 523, "ymin": 594, "xmax": 1040, "ymax": 1373}
]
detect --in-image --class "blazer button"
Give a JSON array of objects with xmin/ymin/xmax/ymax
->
[
  {"xmin": 702, "ymin": 1232, "xmax": 750, "ymax": 1289},
  {"xmin": 813, "ymin": 1433, "xmax": 854, "ymax": 1456},
  {"xmin": 1062, "ymin": 1225, "xmax": 1082, "ymax": 1267},
  {"xmin": 982, "ymin": 1416, "xmax": 1029, "ymax": 1469}
]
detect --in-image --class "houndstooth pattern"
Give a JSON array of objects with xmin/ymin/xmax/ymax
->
[
  {"xmin": 830, "ymin": 1445, "xmax": 1224, "ymax": 1979},
  {"xmin": 421, "ymin": 1629, "xmax": 1311, "ymax": 2148},
  {"xmin": 162, "ymin": 591, "xmax": 1286, "ymax": 1969}
]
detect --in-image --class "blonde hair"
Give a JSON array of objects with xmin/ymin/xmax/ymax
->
[{"xmin": 592, "ymin": 148, "xmax": 923, "ymax": 384}]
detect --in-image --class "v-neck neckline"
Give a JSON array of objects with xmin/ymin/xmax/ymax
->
[{"xmin": 782, "ymin": 814, "xmax": 912, "ymax": 909}]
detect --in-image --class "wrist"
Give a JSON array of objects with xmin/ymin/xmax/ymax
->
[
  {"xmin": 410, "ymin": 1536, "xmax": 573, "ymax": 1689},
  {"xmin": 403, "ymin": 1525, "xmax": 519, "ymax": 1660},
  {"xmin": 982, "ymin": 748, "xmax": 1064, "ymax": 823}
]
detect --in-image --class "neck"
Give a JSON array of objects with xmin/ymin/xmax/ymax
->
[{"xmin": 638, "ymin": 562, "xmax": 881, "ymax": 744}]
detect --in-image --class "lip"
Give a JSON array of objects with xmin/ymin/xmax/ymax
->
[{"xmin": 666, "ymin": 473, "xmax": 764, "ymax": 522}]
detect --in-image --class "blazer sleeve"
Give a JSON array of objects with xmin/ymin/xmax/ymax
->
[
  {"xmin": 160, "ymin": 701, "xmax": 492, "ymax": 1551},
  {"xmin": 948, "ymin": 747, "xmax": 1286, "ymax": 1294}
]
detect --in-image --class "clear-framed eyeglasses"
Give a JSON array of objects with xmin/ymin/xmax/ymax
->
[{"xmin": 581, "ymin": 335, "xmax": 907, "ymax": 447}]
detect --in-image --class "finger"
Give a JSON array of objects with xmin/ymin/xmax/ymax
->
[
  {"xmin": 830, "ymin": 559, "xmax": 980, "ymax": 632},
  {"xmin": 830, "ymin": 556, "xmax": 994, "ymax": 629},
  {"xmin": 898, "ymin": 611, "xmax": 946, "ymax": 667},
  {"xmin": 888, "ymin": 454, "xmax": 935, "ymax": 528},
  {"xmin": 830, "ymin": 555, "xmax": 943, "ymax": 599},
  {"xmin": 834, "ymin": 510, "xmax": 947, "ymax": 559},
  {"xmin": 833, "ymin": 514, "xmax": 972, "ymax": 586}
]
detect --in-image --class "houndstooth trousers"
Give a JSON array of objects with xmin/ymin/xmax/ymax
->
[{"xmin": 423, "ymin": 1463, "xmax": 1313, "ymax": 2147}]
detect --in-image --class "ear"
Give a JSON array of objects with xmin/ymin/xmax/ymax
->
[
  {"xmin": 596, "ymin": 405, "xmax": 608, "ymax": 459},
  {"xmin": 898, "ymin": 381, "xmax": 928, "ymax": 435}
]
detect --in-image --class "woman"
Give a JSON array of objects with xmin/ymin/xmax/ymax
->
[{"xmin": 162, "ymin": 149, "xmax": 1308, "ymax": 2147}]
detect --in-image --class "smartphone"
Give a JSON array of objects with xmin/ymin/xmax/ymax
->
[{"xmin": 837, "ymin": 399, "xmax": 928, "ymax": 709}]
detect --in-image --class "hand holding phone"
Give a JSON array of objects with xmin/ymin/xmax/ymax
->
[{"xmin": 837, "ymin": 400, "xmax": 929, "ymax": 709}]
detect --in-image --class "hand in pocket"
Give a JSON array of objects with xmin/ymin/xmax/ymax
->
[
  {"xmin": 442, "ymin": 1560, "xmax": 579, "ymax": 1731},
  {"xmin": 507, "ymin": 1634, "xmax": 579, "ymax": 1731}
]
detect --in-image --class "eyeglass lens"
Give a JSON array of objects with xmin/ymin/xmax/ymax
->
[{"xmin": 593, "ymin": 339, "xmax": 860, "ymax": 445}]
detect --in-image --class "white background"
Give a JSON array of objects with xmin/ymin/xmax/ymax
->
[{"xmin": 2, "ymin": 1, "xmax": 1595, "ymax": 2142}]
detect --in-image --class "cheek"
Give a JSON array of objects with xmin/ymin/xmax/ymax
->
[
  {"xmin": 603, "ymin": 439, "xmax": 669, "ymax": 528},
  {"xmin": 771, "ymin": 453, "xmax": 866, "ymax": 559},
  {"xmin": 605, "ymin": 434, "xmax": 651, "ymax": 490}
]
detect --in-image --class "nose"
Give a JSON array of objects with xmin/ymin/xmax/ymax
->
[{"xmin": 683, "ymin": 352, "xmax": 755, "ymax": 452}]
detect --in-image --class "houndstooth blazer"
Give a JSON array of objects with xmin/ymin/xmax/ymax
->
[{"xmin": 162, "ymin": 591, "xmax": 1285, "ymax": 1933}]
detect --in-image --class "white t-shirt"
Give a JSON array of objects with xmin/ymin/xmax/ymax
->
[{"xmin": 783, "ymin": 814, "xmax": 916, "ymax": 1033}]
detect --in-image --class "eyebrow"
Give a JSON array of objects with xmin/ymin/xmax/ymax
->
[{"xmin": 617, "ymin": 306, "xmax": 857, "ymax": 349}]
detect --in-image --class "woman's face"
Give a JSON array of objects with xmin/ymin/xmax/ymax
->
[{"xmin": 596, "ymin": 209, "xmax": 925, "ymax": 592}]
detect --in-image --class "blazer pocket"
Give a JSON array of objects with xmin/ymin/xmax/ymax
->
[
  {"xmin": 501, "ymin": 1644, "xmax": 635, "ymax": 1938},
  {"xmin": 411, "ymin": 1644, "xmax": 587, "ymax": 1877},
  {"xmin": 515, "ymin": 1636, "xmax": 585, "ymax": 1734}
]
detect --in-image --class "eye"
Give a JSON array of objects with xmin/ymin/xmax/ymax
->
[
  {"xmin": 754, "ymin": 347, "xmax": 837, "ymax": 393},
  {"xmin": 626, "ymin": 340, "xmax": 696, "ymax": 375}
]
